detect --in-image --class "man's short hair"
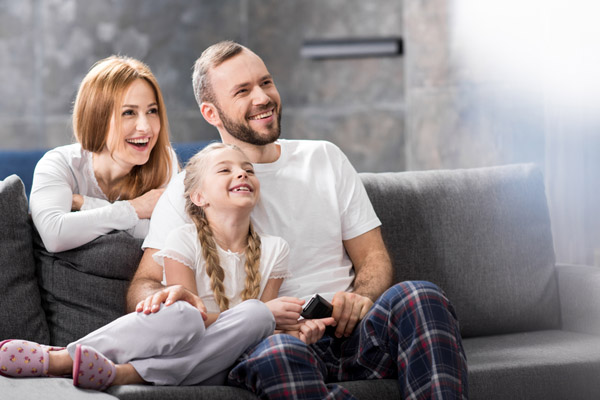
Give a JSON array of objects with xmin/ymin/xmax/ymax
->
[{"xmin": 192, "ymin": 40, "xmax": 245, "ymax": 107}]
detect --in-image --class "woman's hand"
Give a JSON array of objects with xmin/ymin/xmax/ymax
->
[
  {"xmin": 71, "ymin": 194, "xmax": 84, "ymax": 211},
  {"xmin": 127, "ymin": 188, "xmax": 165, "ymax": 219},
  {"xmin": 265, "ymin": 297, "xmax": 304, "ymax": 327}
]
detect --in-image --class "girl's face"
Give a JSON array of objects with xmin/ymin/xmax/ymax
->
[
  {"xmin": 104, "ymin": 79, "xmax": 160, "ymax": 170},
  {"xmin": 192, "ymin": 147, "xmax": 260, "ymax": 213}
]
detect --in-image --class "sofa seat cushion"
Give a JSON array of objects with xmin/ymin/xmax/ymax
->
[
  {"xmin": 34, "ymin": 229, "xmax": 143, "ymax": 347},
  {"xmin": 0, "ymin": 375, "xmax": 117, "ymax": 399},
  {"xmin": 465, "ymin": 330, "xmax": 600, "ymax": 399},
  {"xmin": 108, "ymin": 377, "xmax": 399, "ymax": 399},
  {"xmin": 0, "ymin": 175, "xmax": 49, "ymax": 344},
  {"xmin": 360, "ymin": 164, "xmax": 560, "ymax": 338},
  {"xmin": 109, "ymin": 384, "xmax": 258, "ymax": 400}
]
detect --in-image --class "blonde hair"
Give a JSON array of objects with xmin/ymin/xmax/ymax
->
[
  {"xmin": 73, "ymin": 55, "xmax": 173, "ymax": 201},
  {"xmin": 184, "ymin": 142, "xmax": 261, "ymax": 311}
]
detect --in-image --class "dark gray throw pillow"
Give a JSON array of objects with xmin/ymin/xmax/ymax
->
[
  {"xmin": 0, "ymin": 175, "xmax": 49, "ymax": 343},
  {"xmin": 34, "ymin": 226, "xmax": 143, "ymax": 347}
]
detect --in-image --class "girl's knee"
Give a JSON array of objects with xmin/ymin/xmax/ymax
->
[
  {"xmin": 233, "ymin": 300, "xmax": 276, "ymax": 337},
  {"xmin": 159, "ymin": 301, "xmax": 206, "ymax": 336},
  {"xmin": 164, "ymin": 300, "xmax": 204, "ymax": 319}
]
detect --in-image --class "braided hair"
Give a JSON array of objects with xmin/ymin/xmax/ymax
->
[{"xmin": 183, "ymin": 143, "xmax": 262, "ymax": 311}]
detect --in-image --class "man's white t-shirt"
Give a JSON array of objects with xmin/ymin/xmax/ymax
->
[
  {"xmin": 153, "ymin": 224, "xmax": 290, "ymax": 314},
  {"xmin": 143, "ymin": 139, "xmax": 381, "ymax": 302},
  {"xmin": 30, "ymin": 143, "xmax": 178, "ymax": 253}
]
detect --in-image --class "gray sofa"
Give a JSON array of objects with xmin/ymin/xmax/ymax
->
[{"xmin": 2, "ymin": 163, "xmax": 600, "ymax": 399}]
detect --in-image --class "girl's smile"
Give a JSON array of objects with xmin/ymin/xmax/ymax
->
[{"xmin": 192, "ymin": 147, "xmax": 260, "ymax": 212}]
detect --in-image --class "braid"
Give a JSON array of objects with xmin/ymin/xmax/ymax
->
[
  {"xmin": 183, "ymin": 142, "xmax": 263, "ymax": 311},
  {"xmin": 241, "ymin": 222, "xmax": 262, "ymax": 301},
  {"xmin": 189, "ymin": 208, "xmax": 230, "ymax": 311}
]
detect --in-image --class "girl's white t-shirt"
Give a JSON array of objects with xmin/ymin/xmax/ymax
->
[
  {"xmin": 30, "ymin": 143, "xmax": 178, "ymax": 253},
  {"xmin": 143, "ymin": 139, "xmax": 381, "ymax": 303},
  {"xmin": 152, "ymin": 224, "xmax": 290, "ymax": 314}
]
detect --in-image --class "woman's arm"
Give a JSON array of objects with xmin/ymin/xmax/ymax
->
[
  {"xmin": 30, "ymin": 149, "xmax": 171, "ymax": 252},
  {"xmin": 30, "ymin": 153, "xmax": 141, "ymax": 252}
]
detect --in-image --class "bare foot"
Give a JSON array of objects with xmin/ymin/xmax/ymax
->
[
  {"xmin": 48, "ymin": 350, "xmax": 73, "ymax": 376},
  {"xmin": 112, "ymin": 363, "xmax": 145, "ymax": 386}
]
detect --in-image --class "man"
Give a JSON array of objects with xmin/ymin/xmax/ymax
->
[{"xmin": 127, "ymin": 41, "xmax": 467, "ymax": 399}]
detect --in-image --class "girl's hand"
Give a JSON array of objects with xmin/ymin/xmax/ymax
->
[
  {"xmin": 135, "ymin": 284, "xmax": 207, "ymax": 320},
  {"xmin": 127, "ymin": 188, "xmax": 165, "ymax": 219},
  {"xmin": 265, "ymin": 297, "xmax": 304, "ymax": 327},
  {"xmin": 277, "ymin": 317, "xmax": 336, "ymax": 345},
  {"xmin": 72, "ymin": 194, "xmax": 84, "ymax": 211},
  {"xmin": 298, "ymin": 317, "xmax": 336, "ymax": 344}
]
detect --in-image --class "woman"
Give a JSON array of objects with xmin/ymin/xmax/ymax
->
[{"xmin": 30, "ymin": 56, "xmax": 178, "ymax": 252}]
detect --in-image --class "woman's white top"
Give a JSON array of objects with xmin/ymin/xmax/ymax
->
[
  {"xmin": 153, "ymin": 224, "xmax": 291, "ymax": 314},
  {"xmin": 30, "ymin": 143, "xmax": 178, "ymax": 253}
]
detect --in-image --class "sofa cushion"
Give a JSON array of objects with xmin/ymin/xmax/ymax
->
[
  {"xmin": 0, "ymin": 375, "xmax": 117, "ymax": 400},
  {"xmin": 34, "ymin": 229, "xmax": 143, "ymax": 347},
  {"xmin": 108, "ymin": 378, "xmax": 399, "ymax": 399},
  {"xmin": 360, "ymin": 164, "xmax": 560, "ymax": 337},
  {"xmin": 464, "ymin": 330, "xmax": 600, "ymax": 399},
  {"xmin": 0, "ymin": 149, "xmax": 46, "ymax": 199},
  {"xmin": 0, "ymin": 175, "xmax": 49, "ymax": 343}
]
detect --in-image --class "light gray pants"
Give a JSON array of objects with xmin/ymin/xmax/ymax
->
[{"xmin": 66, "ymin": 299, "xmax": 275, "ymax": 386}]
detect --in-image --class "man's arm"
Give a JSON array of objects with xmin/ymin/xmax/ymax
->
[
  {"xmin": 330, "ymin": 227, "xmax": 393, "ymax": 337},
  {"xmin": 346, "ymin": 226, "xmax": 393, "ymax": 301},
  {"xmin": 126, "ymin": 249, "xmax": 164, "ymax": 313}
]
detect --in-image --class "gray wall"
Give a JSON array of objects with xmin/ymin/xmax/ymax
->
[
  {"xmin": 404, "ymin": 0, "xmax": 600, "ymax": 266},
  {"xmin": 0, "ymin": 0, "xmax": 404, "ymax": 173},
  {"xmin": 1, "ymin": 0, "xmax": 598, "ymax": 266}
]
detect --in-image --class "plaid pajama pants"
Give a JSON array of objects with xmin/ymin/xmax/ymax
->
[{"xmin": 228, "ymin": 281, "xmax": 468, "ymax": 399}]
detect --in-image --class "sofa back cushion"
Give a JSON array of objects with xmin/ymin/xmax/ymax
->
[
  {"xmin": 34, "ymin": 230, "xmax": 143, "ymax": 347},
  {"xmin": 0, "ymin": 149, "xmax": 47, "ymax": 199},
  {"xmin": 360, "ymin": 164, "xmax": 560, "ymax": 337},
  {"xmin": 0, "ymin": 175, "xmax": 49, "ymax": 343}
]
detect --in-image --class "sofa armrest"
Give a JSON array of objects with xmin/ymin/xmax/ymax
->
[{"xmin": 557, "ymin": 263, "xmax": 600, "ymax": 335}]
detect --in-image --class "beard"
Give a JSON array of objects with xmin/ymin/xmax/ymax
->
[{"xmin": 216, "ymin": 103, "xmax": 282, "ymax": 146}]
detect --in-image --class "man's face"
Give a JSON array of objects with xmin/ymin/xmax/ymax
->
[{"xmin": 208, "ymin": 50, "xmax": 282, "ymax": 146}]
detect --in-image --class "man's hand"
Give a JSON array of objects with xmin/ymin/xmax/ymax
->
[
  {"xmin": 277, "ymin": 317, "xmax": 336, "ymax": 345},
  {"xmin": 135, "ymin": 284, "xmax": 207, "ymax": 320},
  {"xmin": 265, "ymin": 297, "xmax": 304, "ymax": 327},
  {"xmin": 330, "ymin": 291, "xmax": 374, "ymax": 338}
]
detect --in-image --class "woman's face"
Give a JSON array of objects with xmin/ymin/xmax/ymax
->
[{"xmin": 104, "ymin": 79, "xmax": 160, "ymax": 170}]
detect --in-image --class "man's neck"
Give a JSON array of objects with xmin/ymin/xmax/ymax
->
[
  {"xmin": 221, "ymin": 135, "xmax": 281, "ymax": 164},
  {"xmin": 240, "ymin": 142, "xmax": 281, "ymax": 164}
]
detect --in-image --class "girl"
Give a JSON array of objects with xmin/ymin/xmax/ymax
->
[
  {"xmin": 30, "ymin": 56, "xmax": 178, "ymax": 252},
  {"xmin": 1, "ymin": 143, "xmax": 297, "ymax": 390}
]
